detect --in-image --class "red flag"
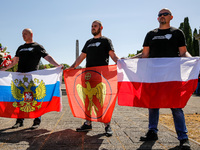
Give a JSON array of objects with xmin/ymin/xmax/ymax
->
[
  {"xmin": 64, "ymin": 65, "xmax": 117, "ymax": 123},
  {"xmin": 117, "ymin": 58, "xmax": 200, "ymax": 108}
]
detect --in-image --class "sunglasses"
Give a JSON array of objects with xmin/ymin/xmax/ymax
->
[{"xmin": 158, "ymin": 12, "xmax": 171, "ymax": 17}]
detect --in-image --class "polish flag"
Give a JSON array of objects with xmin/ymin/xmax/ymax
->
[{"xmin": 117, "ymin": 58, "xmax": 200, "ymax": 108}]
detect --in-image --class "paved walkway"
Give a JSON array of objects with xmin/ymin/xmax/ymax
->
[{"xmin": 0, "ymin": 84, "xmax": 199, "ymax": 150}]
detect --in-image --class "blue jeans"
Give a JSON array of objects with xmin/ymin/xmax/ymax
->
[
  {"xmin": 148, "ymin": 108, "xmax": 188, "ymax": 140},
  {"xmin": 195, "ymin": 81, "xmax": 200, "ymax": 95}
]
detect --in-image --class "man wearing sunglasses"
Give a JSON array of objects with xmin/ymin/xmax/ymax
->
[{"xmin": 140, "ymin": 8, "xmax": 191, "ymax": 149}]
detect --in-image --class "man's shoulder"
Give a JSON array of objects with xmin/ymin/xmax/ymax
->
[
  {"xmin": 100, "ymin": 36, "xmax": 112, "ymax": 42},
  {"xmin": 152, "ymin": 28, "xmax": 159, "ymax": 32},
  {"xmin": 169, "ymin": 27, "xmax": 184, "ymax": 33},
  {"xmin": 31, "ymin": 42, "xmax": 45, "ymax": 50},
  {"xmin": 147, "ymin": 28, "xmax": 159, "ymax": 34},
  {"xmin": 32, "ymin": 42, "xmax": 43, "ymax": 47},
  {"xmin": 86, "ymin": 38, "xmax": 94, "ymax": 42},
  {"xmin": 17, "ymin": 43, "xmax": 27, "ymax": 50},
  {"xmin": 169, "ymin": 26, "xmax": 179, "ymax": 31},
  {"xmin": 100, "ymin": 36, "xmax": 110, "ymax": 39}
]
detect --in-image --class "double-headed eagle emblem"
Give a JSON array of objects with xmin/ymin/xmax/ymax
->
[
  {"xmin": 11, "ymin": 76, "xmax": 46, "ymax": 112},
  {"xmin": 76, "ymin": 80, "xmax": 106, "ymax": 116}
]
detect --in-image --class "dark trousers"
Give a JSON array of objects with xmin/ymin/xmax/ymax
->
[{"xmin": 16, "ymin": 117, "xmax": 41, "ymax": 124}]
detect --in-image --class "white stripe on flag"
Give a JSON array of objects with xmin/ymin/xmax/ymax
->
[
  {"xmin": 0, "ymin": 67, "xmax": 62, "ymax": 86},
  {"xmin": 117, "ymin": 57, "xmax": 200, "ymax": 83}
]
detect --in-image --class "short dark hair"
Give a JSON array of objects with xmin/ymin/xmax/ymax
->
[{"xmin": 93, "ymin": 20, "xmax": 102, "ymax": 27}]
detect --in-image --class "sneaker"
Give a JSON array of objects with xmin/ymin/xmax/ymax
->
[
  {"xmin": 30, "ymin": 122, "xmax": 40, "ymax": 130},
  {"xmin": 12, "ymin": 122, "xmax": 23, "ymax": 129},
  {"xmin": 180, "ymin": 139, "xmax": 191, "ymax": 150},
  {"xmin": 105, "ymin": 125, "xmax": 113, "ymax": 137},
  {"xmin": 76, "ymin": 123, "xmax": 92, "ymax": 132},
  {"xmin": 140, "ymin": 130, "xmax": 158, "ymax": 141}
]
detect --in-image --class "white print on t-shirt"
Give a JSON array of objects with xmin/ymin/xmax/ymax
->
[
  {"xmin": 87, "ymin": 42, "xmax": 101, "ymax": 48},
  {"xmin": 152, "ymin": 34, "xmax": 172, "ymax": 40},
  {"xmin": 19, "ymin": 47, "xmax": 34, "ymax": 52},
  {"xmin": 105, "ymin": 58, "xmax": 109, "ymax": 63}
]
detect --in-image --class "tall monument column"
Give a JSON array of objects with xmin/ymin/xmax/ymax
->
[{"xmin": 76, "ymin": 40, "xmax": 79, "ymax": 59}]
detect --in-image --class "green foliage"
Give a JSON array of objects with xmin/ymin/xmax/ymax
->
[
  {"xmin": 193, "ymin": 28, "xmax": 199, "ymax": 56},
  {"xmin": 127, "ymin": 49, "xmax": 143, "ymax": 58},
  {"xmin": 62, "ymin": 64, "xmax": 70, "ymax": 70},
  {"xmin": 39, "ymin": 63, "xmax": 69, "ymax": 70},
  {"xmin": 128, "ymin": 53, "xmax": 135, "ymax": 58},
  {"xmin": 179, "ymin": 17, "xmax": 199, "ymax": 56},
  {"xmin": 39, "ymin": 64, "xmax": 45, "ymax": 70},
  {"xmin": 136, "ymin": 49, "xmax": 143, "ymax": 54}
]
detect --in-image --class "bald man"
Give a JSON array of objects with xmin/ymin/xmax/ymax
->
[
  {"xmin": 140, "ymin": 8, "xmax": 191, "ymax": 149},
  {"xmin": 1, "ymin": 28, "xmax": 61, "ymax": 129}
]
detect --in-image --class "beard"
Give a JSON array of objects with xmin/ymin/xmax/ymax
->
[
  {"xmin": 159, "ymin": 18, "xmax": 166, "ymax": 24},
  {"xmin": 92, "ymin": 28, "xmax": 101, "ymax": 36}
]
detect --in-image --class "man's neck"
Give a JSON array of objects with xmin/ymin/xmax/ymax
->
[
  {"xmin": 159, "ymin": 24, "xmax": 171, "ymax": 29},
  {"xmin": 25, "ymin": 40, "xmax": 34, "ymax": 44},
  {"xmin": 93, "ymin": 34, "xmax": 102, "ymax": 39}
]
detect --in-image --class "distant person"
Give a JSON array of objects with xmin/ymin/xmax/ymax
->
[
  {"xmin": 1, "ymin": 28, "xmax": 62, "ymax": 129},
  {"xmin": 139, "ymin": 8, "xmax": 191, "ymax": 149},
  {"xmin": 69, "ymin": 20, "xmax": 119, "ymax": 136}
]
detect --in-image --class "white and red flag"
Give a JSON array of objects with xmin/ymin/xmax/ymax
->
[{"xmin": 117, "ymin": 58, "xmax": 200, "ymax": 108}]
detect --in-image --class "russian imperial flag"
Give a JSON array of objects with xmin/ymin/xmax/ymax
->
[
  {"xmin": 117, "ymin": 58, "xmax": 200, "ymax": 108},
  {"xmin": 64, "ymin": 65, "xmax": 117, "ymax": 123},
  {"xmin": 0, "ymin": 67, "xmax": 62, "ymax": 118}
]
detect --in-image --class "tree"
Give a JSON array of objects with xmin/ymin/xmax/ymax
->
[
  {"xmin": 127, "ymin": 49, "xmax": 143, "ymax": 58},
  {"xmin": 193, "ymin": 28, "xmax": 199, "ymax": 56},
  {"xmin": 62, "ymin": 64, "xmax": 70, "ymax": 70},
  {"xmin": 9, "ymin": 64, "xmax": 18, "ymax": 72},
  {"xmin": 179, "ymin": 17, "xmax": 195, "ymax": 56},
  {"xmin": 128, "ymin": 53, "xmax": 135, "ymax": 58},
  {"xmin": 39, "ymin": 63, "xmax": 70, "ymax": 70}
]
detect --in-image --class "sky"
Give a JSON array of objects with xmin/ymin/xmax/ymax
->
[{"xmin": 0, "ymin": 0, "xmax": 200, "ymax": 67}]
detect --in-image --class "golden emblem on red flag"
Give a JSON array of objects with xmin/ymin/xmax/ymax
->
[
  {"xmin": 11, "ymin": 76, "xmax": 46, "ymax": 112},
  {"xmin": 76, "ymin": 81, "xmax": 106, "ymax": 116}
]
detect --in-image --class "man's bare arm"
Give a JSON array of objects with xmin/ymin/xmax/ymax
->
[{"xmin": 69, "ymin": 53, "xmax": 86, "ymax": 69}]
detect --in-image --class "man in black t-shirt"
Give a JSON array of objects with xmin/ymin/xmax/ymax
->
[
  {"xmin": 143, "ymin": 27, "xmax": 186, "ymax": 57},
  {"xmin": 140, "ymin": 9, "xmax": 191, "ymax": 149},
  {"xmin": 16, "ymin": 42, "xmax": 48, "ymax": 72},
  {"xmin": 1, "ymin": 28, "xmax": 61, "ymax": 129},
  {"xmin": 82, "ymin": 36, "xmax": 114, "ymax": 67},
  {"xmin": 69, "ymin": 20, "xmax": 119, "ymax": 136}
]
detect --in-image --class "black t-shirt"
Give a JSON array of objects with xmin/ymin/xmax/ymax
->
[
  {"xmin": 15, "ymin": 42, "xmax": 48, "ymax": 72},
  {"xmin": 143, "ymin": 27, "xmax": 186, "ymax": 58},
  {"xmin": 82, "ymin": 36, "xmax": 114, "ymax": 67}
]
